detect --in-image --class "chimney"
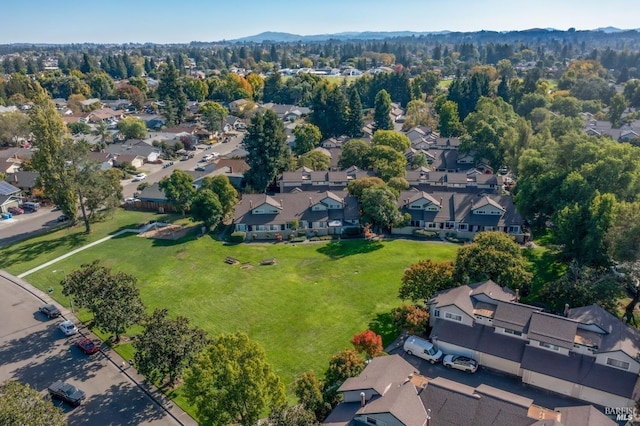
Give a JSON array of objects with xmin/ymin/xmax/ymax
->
[
  {"xmin": 280, "ymin": 199, "xmax": 283, "ymax": 209},
  {"xmin": 515, "ymin": 289, "xmax": 520, "ymax": 303},
  {"xmin": 12, "ymin": 174, "xmax": 18, "ymax": 183},
  {"xmin": 360, "ymin": 392, "xmax": 366, "ymax": 407},
  {"xmin": 249, "ymin": 200, "xmax": 253, "ymax": 209},
  {"xmin": 564, "ymin": 303, "xmax": 570, "ymax": 317},
  {"xmin": 309, "ymin": 196, "xmax": 313, "ymax": 207},
  {"xmin": 229, "ymin": 166, "xmax": 233, "ymax": 173}
]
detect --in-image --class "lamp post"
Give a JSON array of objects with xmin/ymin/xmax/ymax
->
[{"xmin": 53, "ymin": 269, "xmax": 74, "ymax": 313}]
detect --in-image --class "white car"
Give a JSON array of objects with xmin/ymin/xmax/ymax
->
[
  {"xmin": 442, "ymin": 354, "xmax": 479, "ymax": 373},
  {"xmin": 132, "ymin": 173, "xmax": 147, "ymax": 182},
  {"xmin": 58, "ymin": 320, "xmax": 78, "ymax": 336}
]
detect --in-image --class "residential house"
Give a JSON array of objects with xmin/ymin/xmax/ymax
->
[
  {"xmin": 393, "ymin": 189, "xmax": 524, "ymax": 241},
  {"xmin": 0, "ymin": 181, "xmax": 23, "ymax": 213},
  {"xmin": 114, "ymin": 154, "xmax": 144, "ymax": 169},
  {"xmin": 87, "ymin": 107, "xmax": 123, "ymax": 124},
  {"xmin": 87, "ymin": 151, "xmax": 114, "ymax": 171},
  {"xmin": 5, "ymin": 171, "xmax": 39, "ymax": 192},
  {"xmin": 427, "ymin": 280, "xmax": 640, "ymax": 409},
  {"xmin": 105, "ymin": 140, "xmax": 161, "ymax": 164},
  {"xmin": 324, "ymin": 355, "xmax": 615, "ymax": 426},
  {"xmin": 278, "ymin": 166, "xmax": 376, "ymax": 192},
  {"xmin": 233, "ymin": 190, "xmax": 360, "ymax": 239},
  {"xmin": 0, "ymin": 148, "xmax": 32, "ymax": 174},
  {"xmin": 228, "ymin": 99, "xmax": 255, "ymax": 116}
]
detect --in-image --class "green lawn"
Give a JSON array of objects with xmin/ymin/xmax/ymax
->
[{"xmin": 14, "ymin": 230, "xmax": 458, "ymax": 389}]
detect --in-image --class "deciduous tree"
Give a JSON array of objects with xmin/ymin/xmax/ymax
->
[
  {"xmin": 454, "ymin": 231, "xmax": 532, "ymax": 290},
  {"xmin": 372, "ymin": 129, "xmax": 411, "ymax": 152},
  {"xmin": 0, "ymin": 380, "xmax": 65, "ymax": 426},
  {"xmin": 293, "ymin": 371, "xmax": 329, "ymax": 421},
  {"xmin": 159, "ymin": 170, "xmax": 196, "ymax": 216},
  {"xmin": 184, "ymin": 332, "xmax": 285, "ymax": 426},
  {"xmin": 350, "ymin": 329, "xmax": 383, "ymax": 358},
  {"xmin": 198, "ymin": 175, "xmax": 238, "ymax": 221},
  {"xmin": 399, "ymin": 260, "xmax": 455, "ymax": 302},
  {"xmin": 268, "ymin": 405, "xmax": 320, "ymax": 426},
  {"xmin": 134, "ymin": 308, "xmax": 210, "ymax": 387},
  {"xmin": 369, "ymin": 145, "xmax": 407, "ymax": 181},
  {"xmin": 346, "ymin": 177, "xmax": 385, "ymax": 199},
  {"xmin": 190, "ymin": 189, "xmax": 223, "ymax": 231},
  {"xmin": 293, "ymin": 123, "xmax": 322, "ymax": 155},
  {"xmin": 360, "ymin": 185, "xmax": 402, "ymax": 231},
  {"xmin": 0, "ymin": 111, "xmax": 29, "ymax": 147},
  {"xmin": 298, "ymin": 150, "xmax": 330, "ymax": 171},
  {"xmin": 338, "ymin": 139, "xmax": 371, "ymax": 169},
  {"xmin": 63, "ymin": 260, "xmax": 145, "ymax": 341},
  {"xmin": 116, "ymin": 116, "xmax": 147, "ymax": 140},
  {"xmin": 391, "ymin": 305, "xmax": 429, "ymax": 336},
  {"xmin": 198, "ymin": 101, "xmax": 228, "ymax": 132}
]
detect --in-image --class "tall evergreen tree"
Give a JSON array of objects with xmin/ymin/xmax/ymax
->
[
  {"xmin": 373, "ymin": 89, "xmax": 393, "ymax": 133},
  {"xmin": 346, "ymin": 88, "xmax": 364, "ymax": 137},
  {"xmin": 158, "ymin": 59, "xmax": 187, "ymax": 125},
  {"xmin": 325, "ymin": 86, "xmax": 348, "ymax": 137},
  {"xmin": 244, "ymin": 110, "xmax": 289, "ymax": 192}
]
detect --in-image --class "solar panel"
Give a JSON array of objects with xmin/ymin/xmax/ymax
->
[{"xmin": 0, "ymin": 181, "xmax": 20, "ymax": 196}]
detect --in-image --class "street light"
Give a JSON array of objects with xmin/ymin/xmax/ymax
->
[{"xmin": 53, "ymin": 269, "xmax": 74, "ymax": 313}]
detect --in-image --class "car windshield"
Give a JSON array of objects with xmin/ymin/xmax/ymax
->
[{"xmin": 427, "ymin": 347, "xmax": 436, "ymax": 356}]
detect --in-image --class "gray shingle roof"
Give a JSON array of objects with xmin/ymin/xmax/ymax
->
[
  {"xmin": 356, "ymin": 381, "xmax": 427, "ymax": 426},
  {"xmin": 493, "ymin": 301, "xmax": 542, "ymax": 333},
  {"xmin": 520, "ymin": 346, "xmax": 638, "ymax": 398},
  {"xmin": 429, "ymin": 280, "xmax": 515, "ymax": 318},
  {"xmin": 431, "ymin": 320, "xmax": 528, "ymax": 362},
  {"xmin": 568, "ymin": 304, "xmax": 640, "ymax": 359},
  {"xmin": 527, "ymin": 312, "xmax": 578, "ymax": 349},
  {"xmin": 338, "ymin": 354, "xmax": 416, "ymax": 395}
]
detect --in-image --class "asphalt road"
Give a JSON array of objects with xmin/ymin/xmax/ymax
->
[
  {"xmin": 0, "ymin": 273, "xmax": 184, "ymax": 425},
  {"xmin": 0, "ymin": 132, "xmax": 245, "ymax": 248}
]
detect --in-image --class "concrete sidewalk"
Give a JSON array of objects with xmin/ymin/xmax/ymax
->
[{"xmin": 0, "ymin": 269, "xmax": 197, "ymax": 426}]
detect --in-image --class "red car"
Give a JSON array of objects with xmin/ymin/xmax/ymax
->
[
  {"xmin": 8, "ymin": 206, "xmax": 23, "ymax": 215},
  {"xmin": 76, "ymin": 338, "xmax": 100, "ymax": 355}
]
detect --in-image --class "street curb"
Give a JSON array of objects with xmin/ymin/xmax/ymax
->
[{"xmin": 0, "ymin": 269, "xmax": 197, "ymax": 426}]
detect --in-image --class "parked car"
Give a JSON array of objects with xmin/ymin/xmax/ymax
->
[
  {"xmin": 403, "ymin": 336, "xmax": 443, "ymax": 364},
  {"xmin": 48, "ymin": 381, "xmax": 86, "ymax": 406},
  {"xmin": 124, "ymin": 198, "xmax": 141, "ymax": 204},
  {"xmin": 442, "ymin": 354, "xmax": 479, "ymax": 373},
  {"xmin": 76, "ymin": 337, "xmax": 100, "ymax": 355},
  {"xmin": 58, "ymin": 320, "xmax": 78, "ymax": 336},
  {"xmin": 39, "ymin": 304, "xmax": 61, "ymax": 319},
  {"xmin": 57, "ymin": 215, "xmax": 69, "ymax": 222},
  {"xmin": 22, "ymin": 201, "xmax": 40, "ymax": 211},
  {"xmin": 132, "ymin": 173, "xmax": 147, "ymax": 182},
  {"xmin": 8, "ymin": 206, "xmax": 23, "ymax": 215}
]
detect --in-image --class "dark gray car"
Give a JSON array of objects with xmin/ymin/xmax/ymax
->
[
  {"xmin": 38, "ymin": 304, "xmax": 61, "ymax": 319},
  {"xmin": 48, "ymin": 380, "xmax": 86, "ymax": 406}
]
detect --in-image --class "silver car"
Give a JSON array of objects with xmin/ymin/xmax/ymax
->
[{"xmin": 442, "ymin": 354, "xmax": 478, "ymax": 373}]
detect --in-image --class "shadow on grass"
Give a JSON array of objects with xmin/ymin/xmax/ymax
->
[
  {"xmin": 369, "ymin": 312, "xmax": 400, "ymax": 348},
  {"xmin": 150, "ymin": 232, "xmax": 198, "ymax": 247},
  {"xmin": 522, "ymin": 247, "xmax": 566, "ymax": 303},
  {"xmin": 0, "ymin": 231, "xmax": 89, "ymax": 270},
  {"xmin": 316, "ymin": 240, "xmax": 384, "ymax": 259}
]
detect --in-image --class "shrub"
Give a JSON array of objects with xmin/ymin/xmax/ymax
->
[
  {"xmin": 297, "ymin": 230, "xmax": 307, "ymax": 237},
  {"xmin": 290, "ymin": 236, "xmax": 307, "ymax": 243},
  {"xmin": 229, "ymin": 231, "xmax": 246, "ymax": 243},
  {"xmin": 343, "ymin": 227, "xmax": 362, "ymax": 237},
  {"xmin": 413, "ymin": 229, "xmax": 438, "ymax": 239}
]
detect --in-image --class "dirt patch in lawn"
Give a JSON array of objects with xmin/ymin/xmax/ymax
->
[{"xmin": 140, "ymin": 224, "xmax": 195, "ymax": 240}]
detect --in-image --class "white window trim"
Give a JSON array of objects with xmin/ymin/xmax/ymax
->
[
  {"xmin": 606, "ymin": 357, "xmax": 630, "ymax": 370},
  {"xmin": 445, "ymin": 312, "xmax": 462, "ymax": 322}
]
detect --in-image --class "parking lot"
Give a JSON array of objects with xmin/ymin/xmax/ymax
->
[{"xmin": 0, "ymin": 272, "xmax": 192, "ymax": 425}]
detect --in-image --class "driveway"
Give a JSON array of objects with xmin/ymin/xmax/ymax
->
[
  {"xmin": 386, "ymin": 340, "xmax": 614, "ymax": 418},
  {"xmin": 0, "ymin": 272, "xmax": 194, "ymax": 425},
  {"xmin": 0, "ymin": 206, "xmax": 63, "ymax": 248}
]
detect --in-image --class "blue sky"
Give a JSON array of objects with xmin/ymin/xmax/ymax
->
[{"xmin": 2, "ymin": 0, "xmax": 638, "ymax": 44}]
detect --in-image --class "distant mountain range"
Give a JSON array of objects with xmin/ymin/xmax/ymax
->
[{"xmin": 228, "ymin": 28, "xmax": 638, "ymax": 43}]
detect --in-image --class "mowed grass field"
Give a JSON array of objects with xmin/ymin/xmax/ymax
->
[{"xmin": 3, "ymin": 222, "xmax": 458, "ymax": 388}]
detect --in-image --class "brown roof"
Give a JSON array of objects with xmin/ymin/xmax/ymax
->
[
  {"xmin": 213, "ymin": 158, "xmax": 250, "ymax": 174},
  {"xmin": 555, "ymin": 405, "xmax": 616, "ymax": 426}
]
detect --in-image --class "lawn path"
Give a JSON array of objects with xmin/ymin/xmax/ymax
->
[{"xmin": 17, "ymin": 228, "xmax": 141, "ymax": 278}]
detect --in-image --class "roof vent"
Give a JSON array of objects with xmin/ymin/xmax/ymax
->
[{"xmin": 360, "ymin": 392, "xmax": 366, "ymax": 407}]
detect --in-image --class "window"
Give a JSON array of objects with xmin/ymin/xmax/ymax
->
[
  {"xmin": 445, "ymin": 312, "xmax": 462, "ymax": 322},
  {"xmin": 458, "ymin": 223, "xmax": 468, "ymax": 231},
  {"xmin": 434, "ymin": 309, "xmax": 440, "ymax": 317},
  {"xmin": 607, "ymin": 358, "xmax": 630, "ymax": 370},
  {"xmin": 427, "ymin": 223, "xmax": 437, "ymax": 229},
  {"xmin": 538, "ymin": 341, "xmax": 560, "ymax": 351},
  {"xmin": 504, "ymin": 328, "xmax": 522, "ymax": 337}
]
